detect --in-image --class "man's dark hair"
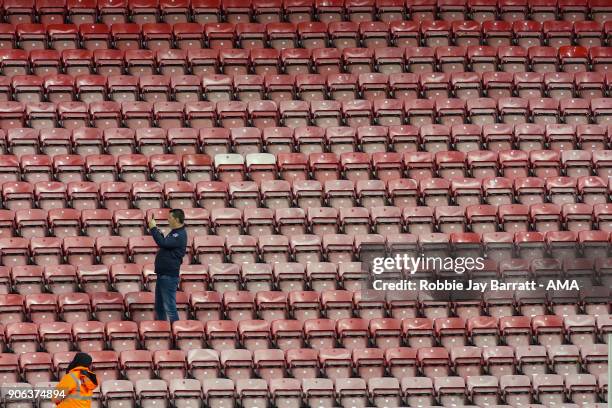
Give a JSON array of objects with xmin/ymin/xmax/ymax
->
[{"xmin": 170, "ymin": 209, "xmax": 185, "ymax": 224}]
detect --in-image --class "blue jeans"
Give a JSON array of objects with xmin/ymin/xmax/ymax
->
[{"xmin": 155, "ymin": 275, "xmax": 179, "ymax": 323}]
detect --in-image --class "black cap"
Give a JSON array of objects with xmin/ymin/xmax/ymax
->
[{"xmin": 67, "ymin": 352, "xmax": 93, "ymax": 371}]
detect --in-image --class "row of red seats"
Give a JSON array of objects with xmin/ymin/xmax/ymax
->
[
  {"xmin": 0, "ymin": 271, "xmax": 610, "ymax": 317},
  {"xmin": 2, "ymin": 20, "xmax": 612, "ymax": 52},
  {"xmin": 0, "ymin": 225, "xmax": 610, "ymax": 266},
  {"xmin": 5, "ymin": 72, "xmax": 612, "ymax": 108},
  {"xmin": 7, "ymin": 148, "xmax": 612, "ymax": 181},
  {"xmin": 1, "ymin": 99, "xmax": 612, "ymax": 134},
  {"xmin": 1, "ymin": 315, "xmax": 610, "ymax": 355},
  {"xmin": 4, "ymin": 195, "xmax": 612, "ymax": 232},
  {"xmin": 3, "ymin": 377, "xmax": 609, "ymax": 408},
  {"xmin": 1, "ymin": 263, "xmax": 610, "ymax": 318},
  {"xmin": 2, "ymin": 46, "xmax": 612, "ymax": 81},
  {"xmin": 0, "ymin": 345, "xmax": 609, "ymax": 403},
  {"xmin": 5, "ymin": 178, "xmax": 612, "ymax": 226},
  {"xmin": 7, "ymin": 72, "xmax": 612, "ymax": 107},
  {"xmin": 0, "ymin": 334, "xmax": 608, "ymax": 399},
  {"xmin": 3, "ymin": 125, "xmax": 612, "ymax": 158},
  {"xmin": 2, "ymin": 0, "xmax": 612, "ymax": 25},
  {"xmin": 4, "ymin": 377, "xmax": 608, "ymax": 408},
  {"xmin": 5, "ymin": 172, "xmax": 612, "ymax": 219},
  {"xmin": 5, "ymin": 195, "xmax": 612, "ymax": 237},
  {"xmin": 0, "ymin": 157, "xmax": 610, "ymax": 198},
  {"xmin": 0, "ymin": 228, "xmax": 609, "ymax": 280},
  {"xmin": 0, "ymin": 248, "xmax": 609, "ymax": 292},
  {"xmin": 0, "ymin": 0, "xmax": 609, "ymax": 25},
  {"xmin": 5, "ymin": 151, "xmax": 612, "ymax": 193},
  {"xmin": 0, "ymin": 257, "xmax": 608, "ymax": 298},
  {"xmin": 1, "ymin": 284, "xmax": 610, "ymax": 328},
  {"xmin": 0, "ymin": 256, "xmax": 609, "ymax": 298}
]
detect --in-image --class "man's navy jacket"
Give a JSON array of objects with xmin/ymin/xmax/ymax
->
[{"xmin": 150, "ymin": 226, "xmax": 187, "ymax": 277}]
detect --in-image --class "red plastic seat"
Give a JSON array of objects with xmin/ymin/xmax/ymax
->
[
  {"xmin": 559, "ymin": 45, "xmax": 590, "ymax": 73},
  {"xmin": 528, "ymin": 46, "xmax": 558, "ymax": 74},
  {"xmin": 96, "ymin": 0, "xmax": 128, "ymax": 25},
  {"xmin": 311, "ymin": 48, "xmax": 342, "ymax": 76},
  {"xmin": 559, "ymin": 105, "xmax": 591, "ymax": 133},
  {"xmin": 286, "ymin": 290, "xmax": 320, "ymax": 323},
  {"xmin": 513, "ymin": 20, "xmax": 543, "ymax": 48},
  {"xmin": 591, "ymin": 98, "xmax": 612, "ymax": 126},
  {"xmin": 189, "ymin": 0, "xmax": 220, "ymax": 24},
  {"xmin": 5, "ymin": 321, "xmax": 39, "ymax": 354},
  {"xmin": 28, "ymin": 51, "xmax": 60, "ymax": 80},
  {"xmin": 179, "ymin": 50, "xmax": 214, "ymax": 78},
  {"xmin": 417, "ymin": 347, "xmax": 450, "ymax": 379},
  {"xmin": 15, "ymin": 23, "xmax": 45, "ymax": 51},
  {"xmin": 150, "ymin": 350, "xmax": 185, "ymax": 384},
  {"xmin": 465, "ymin": 46, "xmax": 495, "ymax": 75},
  {"xmin": 108, "ymin": 23, "xmax": 139, "ymax": 52},
  {"xmin": 435, "ymin": 47, "xmax": 467, "ymax": 73},
  {"xmin": 18, "ymin": 352, "xmax": 53, "ymax": 384},
  {"xmin": 135, "ymin": 320, "xmax": 171, "ymax": 353},
  {"xmin": 539, "ymin": 21, "xmax": 571, "ymax": 49},
  {"xmin": 574, "ymin": 72, "xmax": 605, "ymax": 101},
  {"xmin": 355, "ymin": 21, "xmax": 388, "ymax": 49},
  {"xmin": 233, "ymin": 23, "xmax": 265, "ymax": 50},
  {"xmin": 314, "ymin": 348, "xmax": 350, "ymax": 382},
  {"xmin": 72, "ymin": 76, "xmax": 103, "ymax": 105},
  {"xmin": 572, "ymin": 21, "xmax": 603, "ymax": 47},
  {"xmin": 73, "ymin": 267, "xmax": 106, "ymax": 299},
  {"xmin": 2, "ymin": 182, "xmax": 33, "ymax": 211},
  {"xmin": 558, "ymin": 0, "xmax": 588, "ymax": 20},
  {"xmin": 135, "ymin": 23, "xmax": 169, "ymax": 52},
  {"xmin": 451, "ymin": 21, "xmax": 481, "ymax": 48},
  {"xmin": 87, "ymin": 50, "xmax": 120, "ymax": 78},
  {"xmin": 421, "ymin": 20, "xmax": 451, "ymax": 48},
  {"xmin": 70, "ymin": 321, "xmax": 104, "ymax": 353},
  {"xmin": 0, "ymin": 50, "xmax": 29, "ymax": 79},
  {"xmin": 386, "ymin": 22, "xmax": 418, "ymax": 51},
  {"xmin": 326, "ymin": 73, "xmax": 357, "ymax": 103},
  {"xmin": 0, "ymin": 25, "xmax": 15, "ymax": 55},
  {"xmin": 73, "ymin": 24, "xmax": 108, "ymax": 53},
  {"xmin": 181, "ymin": 350, "xmax": 218, "ymax": 385},
  {"xmin": 11, "ymin": 75, "xmax": 42, "ymax": 104},
  {"xmin": 398, "ymin": 318, "xmax": 432, "ymax": 350},
  {"xmin": 513, "ymin": 72, "xmax": 543, "ymax": 100},
  {"xmin": 53, "ymin": 293, "xmax": 89, "ymax": 328},
  {"xmin": 245, "ymin": 49, "xmax": 277, "ymax": 76},
  {"xmin": 450, "ymin": 73, "xmax": 481, "ymax": 103},
  {"xmin": 344, "ymin": 49, "xmax": 374, "ymax": 75},
  {"xmin": 122, "ymin": 49, "xmax": 154, "ymax": 77},
  {"xmin": 295, "ymin": 22, "xmax": 326, "ymax": 51},
  {"xmin": 95, "ymin": 236, "xmax": 129, "ymax": 266},
  {"xmin": 420, "ymin": 72, "xmax": 451, "ymax": 100},
  {"xmin": 483, "ymin": 20, "xmax": 512, "ymax": 47},
  {"xmin": 216, "ymin": 49, "xmax": 247, "ymax": 76},
  {"xmin": 574, "ymin": 124, "xmax": 606, "ymax": 151},
  {"xmin": 372, "ymin": 0, "xmax": 404, "ymax": 22},
  {"xmin": 530, "ymin": 373, "xmax": 565, "ymax": 406},
  {"xmin": 166, "ymin": 25, "xmax": 201, "ymax": 53},
  {"xmin": 0, "ymin": 103, "xmax": 25, "ymax": 133},
  {"xmin": 204, "ymin": 320, "xmax": 238, "ymax": 352}
]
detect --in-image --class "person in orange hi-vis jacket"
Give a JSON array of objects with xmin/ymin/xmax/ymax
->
[{"xmin": 54, "ymin": 353, "xmax": 98, "ymax": 408}]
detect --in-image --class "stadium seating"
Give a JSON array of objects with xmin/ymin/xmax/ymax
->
[{"xmin": 0, "ymin": 1, "xmax": 608, "ymax": 408}]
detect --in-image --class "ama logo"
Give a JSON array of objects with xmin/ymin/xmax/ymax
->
[{"xmin": 545, "ymin": 280, "xmax": 580, "ymax": 290}]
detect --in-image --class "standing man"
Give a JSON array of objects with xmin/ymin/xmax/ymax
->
[{"xmin": 148, "ymin": 209, "xmax": 187, "ymax": 323}]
